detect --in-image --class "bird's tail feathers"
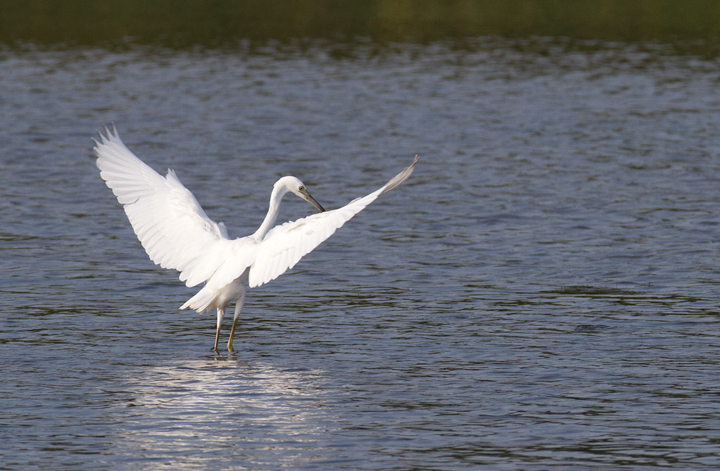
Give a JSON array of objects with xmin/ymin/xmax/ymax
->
[{"xmin": 180, "ymin": 287, "xmax": 217, "ymax": 313}]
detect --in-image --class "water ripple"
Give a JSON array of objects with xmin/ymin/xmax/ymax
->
[{"xmin": 1, "ymin": 43, "xmax": 720, "ymax": 469}]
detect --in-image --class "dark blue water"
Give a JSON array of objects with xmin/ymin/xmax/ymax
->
[{"xmin": 2, "ymin": 41, "xmax": 720, "ymax": 469}]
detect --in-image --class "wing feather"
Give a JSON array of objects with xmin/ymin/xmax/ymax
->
[
  {"xmin": 98, "ymin": 126, "xmax": 417, "ymax": 299},
  {"xmin": 94, "ymin": 126, "xmax": 230, "ymax": 286},
  {"xmin": 248, "ymin": 155, "xmax": 419, "ymax": 288}
]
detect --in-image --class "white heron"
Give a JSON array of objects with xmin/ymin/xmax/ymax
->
[{"xmin": 94, "ymin": 126, "xmax": 418, "ymax": 352}]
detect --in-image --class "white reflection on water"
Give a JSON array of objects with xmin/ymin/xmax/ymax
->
[{"xmin": 115, "ymin": 358, "xmax": 341, "ymax": 468}]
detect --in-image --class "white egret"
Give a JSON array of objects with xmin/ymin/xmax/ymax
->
[{"xmin": 94, "ymin": 125, "xmax": 418, "ymax": 352}]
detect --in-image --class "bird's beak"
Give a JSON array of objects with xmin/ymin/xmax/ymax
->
[{"xmin": 299, "ymin": 188, "xmax": 325, "ymax": 212}]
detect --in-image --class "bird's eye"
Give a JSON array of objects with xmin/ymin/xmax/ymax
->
[{"xmin": 299, "ymin": 186, "xmax": 305, "ymax": 192}]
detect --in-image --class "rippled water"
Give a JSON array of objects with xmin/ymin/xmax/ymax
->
[{"xmin": 2, "ymin": 41, "xmax": 720, "ymax": 469}]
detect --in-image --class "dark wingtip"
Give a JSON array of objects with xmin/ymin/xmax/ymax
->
[{"xmin": 379, "ymin": 155, "xmax": 419, "ymax": 196}]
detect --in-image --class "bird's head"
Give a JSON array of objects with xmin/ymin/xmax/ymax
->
[{"xmin": 276, "ymin": 176, "xmax": 325, "ymax": 212}]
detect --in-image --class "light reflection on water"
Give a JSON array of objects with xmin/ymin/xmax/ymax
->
[
  {"xmin": 1, "ymin": 40, "xmax": 720, "ymax": 469},
  {"xmin": 115, "ymin": 360, "xmax": 340, "ymax": 469}
]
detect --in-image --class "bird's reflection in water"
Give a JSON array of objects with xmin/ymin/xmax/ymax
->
[{"xmin": 116, "ymin": 358, "xmax": 341, "ymax": 467}]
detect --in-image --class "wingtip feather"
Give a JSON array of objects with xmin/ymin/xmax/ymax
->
[{"xmin": 379, "ymin": 154, "xmax": 419, "ymax": 196}]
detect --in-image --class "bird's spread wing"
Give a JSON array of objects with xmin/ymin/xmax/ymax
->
[
  {"xmin": 248, "ymin": 155, "xmax": 419, "ymax": 288},
  {"xmin": 94, "ymin": 126, "xmax": 230, "ymax": 286}
]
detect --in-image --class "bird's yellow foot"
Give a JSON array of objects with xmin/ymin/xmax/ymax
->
[{"xmin": 227, "ymin": 338, "xmax": 234, "ymax": 352}]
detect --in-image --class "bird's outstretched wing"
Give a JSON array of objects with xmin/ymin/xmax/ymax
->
[
  {"xmin": 247, "ymin": 155, "xmax": 419, "ymax": 288},
  {"xmin": 94, "ymin": 126, "xmax": 229, "ymax": 286}
]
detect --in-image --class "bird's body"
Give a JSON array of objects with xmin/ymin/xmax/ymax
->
[{"xmin": 94, "ymin": 126, "xmax": 418, "ymax": 352}]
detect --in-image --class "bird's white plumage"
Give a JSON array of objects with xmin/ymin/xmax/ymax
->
[
  {"xmin": 94, "ymin": 125, "xmax": 418, "ymax": 351},
  {"xmin": 95, "ymin": 129, "xmax": 229, "ymax": 285},
  {"xmin": 248, "ymin": 190, "xmax": 382, "ymax": 287}
]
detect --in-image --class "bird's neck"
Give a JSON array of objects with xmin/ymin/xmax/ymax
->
[{"xmin": 252, "ymin": 184, "xmax": 288, "ymax": 240}]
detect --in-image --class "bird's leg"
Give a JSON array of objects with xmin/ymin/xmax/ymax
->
[
  {"xmin": 227, "ymin": 292, "xmax": 246, "ymax": 352},
  {"xmin": 213, "ymin": 307, "xmax": 225, "ymax": 352}
]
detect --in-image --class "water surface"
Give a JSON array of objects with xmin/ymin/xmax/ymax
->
[{"xmin": 2, "ymin": 40, "xmax": 720, "ymax": 469}]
